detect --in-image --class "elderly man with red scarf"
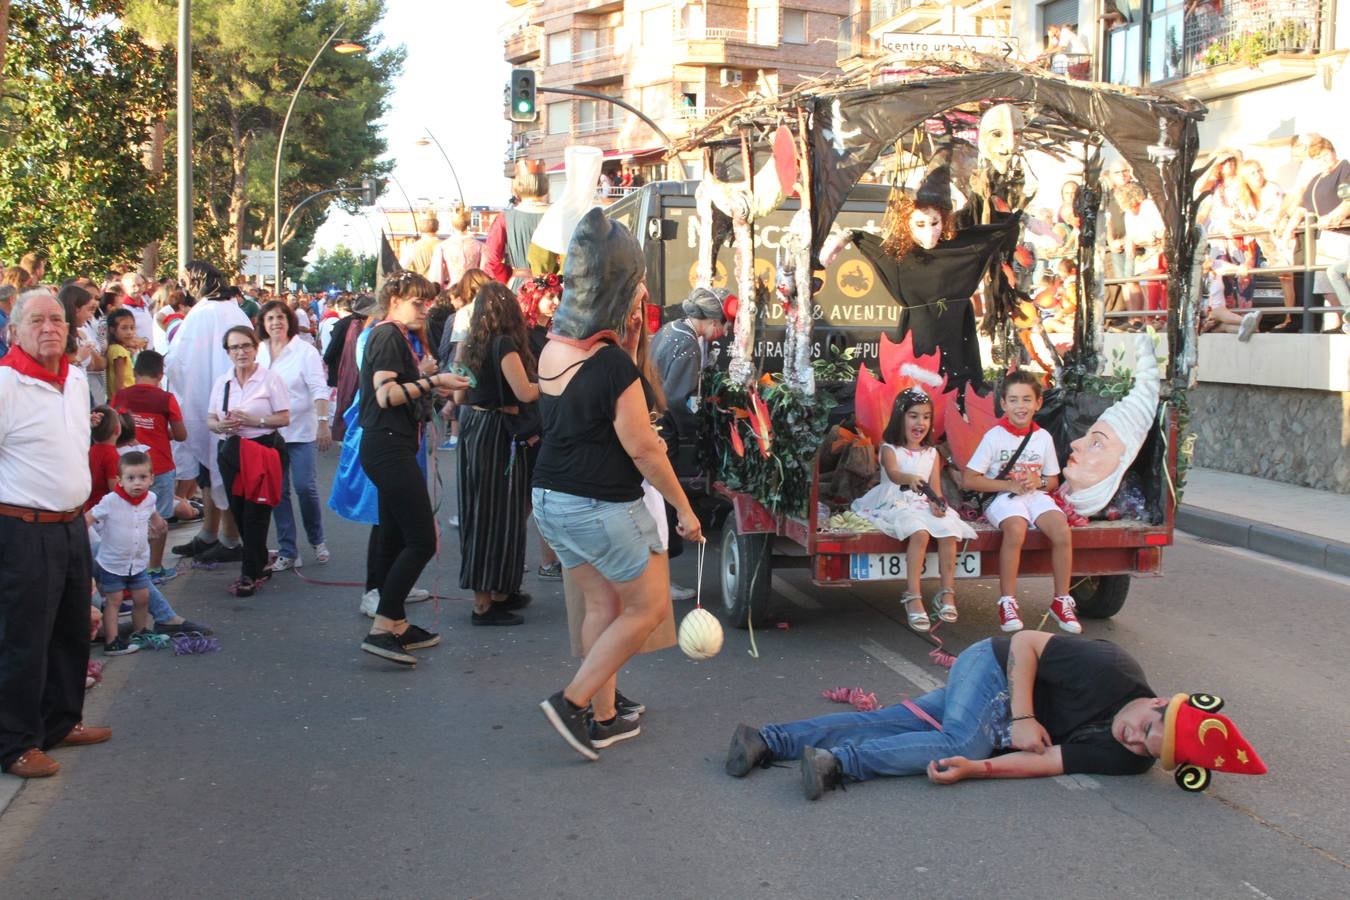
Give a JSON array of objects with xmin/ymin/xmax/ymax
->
[{"xmin": 0, "ymin": 288, "xmax": 114, "ymax": 778}]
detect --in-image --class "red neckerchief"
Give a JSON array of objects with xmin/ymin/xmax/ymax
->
[
  {"xmin": 123, "ymin": 294, "xmax": 145, "ymax": 309},
  {"xmin": 997, "ymin": 416, "xmax": 1040, "ymax": 437},
  {"xmin": 0, "ymin": 345, "xmax": 70, "ymax": 390},
  {"xmin": 114, "ymin": 485, "xmax": 149, "ymax": 506},
  {"xmin": 322, "ymin": 310, "xmax": 339, "ymax": 320}
]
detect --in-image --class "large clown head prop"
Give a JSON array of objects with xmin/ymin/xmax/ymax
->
[
  {"xmin": 1062, "ymin": 333, "xmax": 1161, "ymax": 516},
  {"xmin": 977, "ymin": 103, "xmax": 1025, "ymax": 175},
  {"xmin": 551, "ymin": 208, "xmax": 646, "ymax": 344},
  {"xmin": 1161, "ymin": 692, "xmax": 1267, "ymax": 792}
]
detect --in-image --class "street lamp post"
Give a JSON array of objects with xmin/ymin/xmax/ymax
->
[
  {"xmin": 176, "ymin": 0, "xmax": 192, "ymax": 273},
  {"xmin": 415, "ymin": 129, "xmax": 466, "ymax": 208},
  {"xmin": 272, "ymin": 22, "xmax": 364, "ymax": 288}
]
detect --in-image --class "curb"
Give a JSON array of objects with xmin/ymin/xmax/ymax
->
[
  {"xmin": 1176, "ymin": 506, "xmax": 1350, "ymax": 577},
  {"xmin": 0, "ymin": 773, "xmax": 21, "ymax": 818}
]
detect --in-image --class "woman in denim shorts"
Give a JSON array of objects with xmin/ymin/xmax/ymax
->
[{"xmin": 534, "ymin": 209, "xmax": 702, "ymax": 761}]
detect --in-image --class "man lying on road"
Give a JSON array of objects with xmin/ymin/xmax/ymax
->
[{"xmin": 726, "ymin": 632, "xmax": 1265, "ymax": 800}]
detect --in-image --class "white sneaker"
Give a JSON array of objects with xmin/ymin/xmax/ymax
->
[
  {"xmin": 267, "ymin": 555, "xmax": 300, "ymax": 573},
  {"xmin": 360, "ymin": 589, "xmax": 379, "ymax": 618},
  {"xmin": 1237, "ymin": 311, "xmax": 1260, "ymax": 342},
  {"xmin": 362, "ymin": 587, "xmax": 432, "ymax": 618},
  {"xmin": 670, "ymin": 583, "xmax": 697, "ymax": 601},
  {"xmin": 313, "ymin": 542, "xmax": 330, "ymax": 564}
]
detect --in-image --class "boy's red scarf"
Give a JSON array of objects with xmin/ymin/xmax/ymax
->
[
  {"xmin": 996, "ymin": 416, "xmax": 1040, "ymax": 437},
  {"xmin": 114, "ymin": 485, "xmax": 149, "ymax": 506},
  {"xmin": 0, "ymin": 345, "xmax": 70, "ymax": 390}
]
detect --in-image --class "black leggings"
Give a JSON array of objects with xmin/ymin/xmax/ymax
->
[
  {"xmin": 217, "ymin": 434, "xmax": 286, "ymax": 581},
  {"xmin": 360, "ymin": 428, "xmax": 436, "ymax": 621}
]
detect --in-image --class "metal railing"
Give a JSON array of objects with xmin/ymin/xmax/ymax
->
[
  {"xmin": 673, "ymin": 26, "xmax": 766, "ymax": 44},
  {"xmin": 1168, "ymin": 0, "xmax": 1324, "ymax": 81},
  {"xmin": 672, "ymin": 104, "xmax": 721, "ymax": 121},
  {"xmin": 1097, "ymin": 220, "xmax": 1343, "ymax": 333},
  {"xmin": 572, "ymin": 43, "xmax": 616, "ymax": 63},
  {"xmin": 868, "ymin": 0, "xmax": 941, "ymax": 30},
  {"xmin": 575, "ymin": 116, "xmax": 621, "ymax": 135}
]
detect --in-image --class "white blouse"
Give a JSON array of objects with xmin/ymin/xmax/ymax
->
[{"xmin": 258, "ymin": 335, "xmax": 329, "ymax": 443}]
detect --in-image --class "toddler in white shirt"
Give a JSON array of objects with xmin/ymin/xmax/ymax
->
[{"xmin": 86, "ymin": 452, "xmax": 165, "ymax": 656}]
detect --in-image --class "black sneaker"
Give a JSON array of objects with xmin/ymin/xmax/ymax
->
[
  {"xmin": 472, "ymin": 605, "xmax": 524, "ymax": 626},
  {"xmin": 590, "ymin": 714, "xmax": 640, "ymax": 749},
  {"xmin": 540, "ymin": 691, "xmax": 598, "ymax": 761},
  {"xmin": 537, "ymin": 562, "xmax": 562, "ymax": 579},
  {"xmin": 154, "ymin": 620, "xmax": 214, "ymax": 637},
  {"xmin": 103, "ymin": 637, "xmax": 139, "ymax": 657},
  {"xmin": 800, "ymin": 746, "xmax": 843, "ymax": 801},
  {"xmin": 495, "ymin": 591, "xmax": 533, "ymax": 611},
  {"xmin": 172, "ymin": 535, "xmax": 217, "ymax": 557},
  {"xmin": 725, "ymin": 724, "xmax": 771, "ymax": 777},
  {"xmin": 397, "ymin": 623, "xmax": 440, "ymax": 650},
  {"xmin": 614, "ymin": 689, "xmax": 645, "ymax": 720},
  {"xmin": 360, "ymin": 631, "xmax": 416, "ymax": 666},
  {"xmin": 197, "ymin": 542, "xmax": 244, "ymax": 564}
]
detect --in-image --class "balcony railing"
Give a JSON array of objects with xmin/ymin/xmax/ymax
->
[
  {"xmin": 575, "ymin": 116, "xmax": 621, "ymax": 135},
  {"xmin": 1144, "ymin": 0, "xmax": 1323, "ymax": 82},
  {"xmin": 672, "ymin": 104, "xmax": 722, "ymax": 121},
  {"xmin": 868, "ymin": 0, "xmax": 942, "ymax": 30},
  {"xmin": 573, "ymin": 43, "xmax": 616, "ymax": 63},
  {"xmin": 673, "ymin": 26, "xmax": 764, "ymax": 44},
  {"xmin": 504, "ymin": 26, "xmax": 542, "ymax": 63}
]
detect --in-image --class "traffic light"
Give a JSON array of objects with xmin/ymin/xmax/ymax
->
[
  {"xmin": 509, "ymin": 68, "xmax": 537, "ymax": 123},
  {"xmin": 361, "ymin": 177, "xmax": 378, "ymax": 206}
]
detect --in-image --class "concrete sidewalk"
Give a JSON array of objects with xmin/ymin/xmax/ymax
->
[{"xmin": 1177, "ymin": 467, "xmax": 1350, "ymax": 576}]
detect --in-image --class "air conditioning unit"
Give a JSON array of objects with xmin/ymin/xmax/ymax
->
[{"xmin": 719, "ymin": 68, "xmax": 743, "ymax": 87}]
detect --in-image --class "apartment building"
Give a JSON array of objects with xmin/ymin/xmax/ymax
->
[
  {"xmin": 503, "ymin": 0, "xmax": 851, "ymax": 190},
  {"xmin": 838, "ymin": 1, "xmax": 1348, "ymax": 167}
]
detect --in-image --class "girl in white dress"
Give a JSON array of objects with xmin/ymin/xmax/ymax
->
[{"xmin": 852, "ymin": 388, "xmax": 976, "ymax": 633}]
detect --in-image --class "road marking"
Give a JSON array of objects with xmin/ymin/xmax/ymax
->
[
  {"xmin": 859, "ymin": 638, "xmax": 945, "ymax": 693},
  {"xmin": 772, "ymin": 576, "xmax": 822, "ymax": 610},
  {"xmin": 1242, "ymin": 882, "xmax": 1276, "ymax": 899},
  {"xmin": 1053, "ymin": 774, "xmax": 1101, "ymax": 791}
]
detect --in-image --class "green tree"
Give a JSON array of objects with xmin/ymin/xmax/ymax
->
[
  {"xmin": 124, "ymin": 0, "xmax": 399, "ymax": 277},
  {"xmin": 303, "ymin": 245, "xmax": 373, "ymax": 291},
  {"xmin": 0, "ymin": 1, "xmax": 172, "ymax": 278}
]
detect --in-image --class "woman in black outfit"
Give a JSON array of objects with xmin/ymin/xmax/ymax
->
[
  {"xmin": 357, "ymin": 272, "xmax": 469, "ymax": 665},
  {"xmin": 454, "ymin": 281, "xmax": 540, "ymax": 625}
]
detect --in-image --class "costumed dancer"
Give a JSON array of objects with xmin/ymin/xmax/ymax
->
[
  {"xmin": 1060, "ymin": 332, "xmax": 1161, "ymax": 517},
  {"xmin": 650, "ymin": 286, "xmax": 733, "ymax": 472},
  {"xmin": 484, "ymin": 159, "xmax": 558, "ymax": 291},
  {"xmin": 822, "ymin": 166, "xmax": 1021, "ymax": 394},
  {"xmin": 851, "ymin": 388, "xmax": 976, "ymax": 633},
  {"xmin": 725, "ymin": 631, "xmax": 1266, "ymax": 801}
]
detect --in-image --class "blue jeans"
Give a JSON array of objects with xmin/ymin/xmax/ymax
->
[
  {"xmin": 90, "ymin": 537, "xmax": 177, "ymax": 623},
  {"xmin": 273, "ymin": 441, "xmax": 325, "ymax": 558},
  {"xmin": 761, "ymin": 639, "xmax": 1011, "ymax": 781}
]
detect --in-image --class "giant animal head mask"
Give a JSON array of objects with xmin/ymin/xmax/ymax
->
[{"xmin": 550, "ymin": 208, "xmax": 646, "ymax": 343}]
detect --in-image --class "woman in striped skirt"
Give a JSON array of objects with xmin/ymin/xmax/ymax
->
[{"xmin": 454, "ymin": 282, "xmax": 539, "ymax": 625}]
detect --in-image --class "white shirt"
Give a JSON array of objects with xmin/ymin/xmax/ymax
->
[
  {"xmin": 967, "ymin": 425, "xmax": 1061, "ymax": 484},
  {"xmin": 0, "ymin": 365, "xmax": 93, "ymax": 511},
  {"xmin": 258, "ymin": 335, "xmax": 328, "ymax": 443},
  {"xmin": 89, "ymin": 490, "xmax": 155, "ymax": 576},
  {"xmin": 294, "ymin": 308, "xmax": 318, "ymax": 346},
  {"xmin": 450, "ymin": 301, "xmax": 476, "ymax": 344},
  {"xmin": 208, "ymin": 365, "xmax": 290, "ymax": 441},
  {"xmin": 318, "ymin": 313, "xmax": 345, "ymax": 355}
]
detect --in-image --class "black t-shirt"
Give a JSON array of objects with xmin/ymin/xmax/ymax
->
[
  {"xmin": 991, "ymin": 636, "xmax": 1156, "ymax": 776},
  {"xmin": 533, "ymin": 344, "xmax": 644, "ymax": 503},
  {"xmin": 358, "ymin": 322, "xmax": 419, "ymax": 437},
  {"xmin": 468, "ymin": 335, "xmax": 524, "ymax": 409},
  {"xmin": 1300, "ymin": 159, "xmax": 1350, "ymax": 235}
]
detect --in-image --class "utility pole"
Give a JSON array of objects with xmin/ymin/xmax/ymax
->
[{"xmin": 176, "ymin": 0, "xmax": 192, "ymax": 273}]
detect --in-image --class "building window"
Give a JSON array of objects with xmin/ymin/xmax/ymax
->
[
  {"xmin": 639, "ymin": 83, "xmax": 670, "ymax": 118},
  {"xmin": 783, "ymin": 10, "xmax": 807, "ymax": 45},
  {"xmin": 680, "ymin": 2, "xmax": 705, "ymax": 38},
  {"xmin": 546, "ymin": 101, "xmax": 570, "ymax": 136},
  {"xmin": 642, "ymin": 7, "xmax": 669, "ymax": 46},
  {"xmin": 547, "ymin": 31, "xmax": 571, "ymax": 65}
]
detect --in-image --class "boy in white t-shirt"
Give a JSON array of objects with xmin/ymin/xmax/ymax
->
[
  {"xmin": 86, "ymin": 452, "xmax": 165, "ymax": 656},
  {"xmin": 963, "ymin": 371, "xmax": 1079, "ymax": 635}
]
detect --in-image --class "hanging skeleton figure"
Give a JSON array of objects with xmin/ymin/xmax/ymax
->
[
  {"xmin": 821, "ymin": 163, "xmax": 1021, "ymax": 397},
  {"xmin": 694, "ymin": 126, "xmax": 800, "ymax": 389}
]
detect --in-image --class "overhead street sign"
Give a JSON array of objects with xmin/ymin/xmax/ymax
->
[{"xmin": 879, "ymin": 32, "xmax": 1020, "ymax": 61}]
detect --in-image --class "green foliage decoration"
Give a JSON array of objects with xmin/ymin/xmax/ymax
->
[{"xmin": 698, "ymin": 369, "xmax": 837, "ymax": 517}]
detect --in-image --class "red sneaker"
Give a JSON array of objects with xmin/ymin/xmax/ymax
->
[
  {"xmin": 997, "ymin": 596, "xmax": 1023, "ymax": 632},
  {"xmin": 1049, "ymin": 596, "xmax": 1083, "ymax": 634}
]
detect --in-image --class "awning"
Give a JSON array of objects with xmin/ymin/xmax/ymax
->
[{"xmin": 546, "ymin": 146, "xmax": 664, "ymax": 173}]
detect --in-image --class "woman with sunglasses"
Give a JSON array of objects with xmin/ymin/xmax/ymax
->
[
  {"xmin": 207, "ymin": 325, "xmax": 290, "ymax": 597},
  {"xmin": 358, "ymin": 272, "xmax": 470, "ymax": 665}
]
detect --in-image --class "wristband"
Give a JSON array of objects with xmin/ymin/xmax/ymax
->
[
  {"xmin": 983, "ymin": 761, "xmax": 994, "ymax": 778},
  {"xmin": 1010, "ymin": 715, "xmax": 1035, "ymax": 722}
]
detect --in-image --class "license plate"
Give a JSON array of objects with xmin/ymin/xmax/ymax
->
[{"xmin": 849, "ymin": 552, "xmax": 981, "ymax": 581}]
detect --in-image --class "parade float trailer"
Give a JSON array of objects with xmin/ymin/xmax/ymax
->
[{"xmin": 612, "ymin": 55, "xmax": 1207, "ymax": 628}]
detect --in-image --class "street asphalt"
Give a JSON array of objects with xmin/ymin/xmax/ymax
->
[{"xmin": 0, "ymin": 451, "xmax": 1347, "ymax": 899}]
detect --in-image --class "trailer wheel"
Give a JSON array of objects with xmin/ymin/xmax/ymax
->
[
  {"xmin": 720, "ymin": 522, "xmax": 771, "ymax": 629},
  {"xmin": 1070, "ymin": 575, "xmax": 1130, "ymax": 619}
]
